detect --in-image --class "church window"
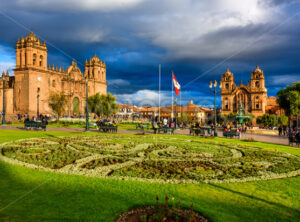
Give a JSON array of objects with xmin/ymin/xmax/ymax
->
[
  {"xmin": 225, "ymin": 105, "xmax": 228, "ymax": 110},
  {"xmin": 33, "ymin": 54, "xmax": 36, "ymax": 65},
  {"xmin": 255, "ymin": 81, "xmax": 260, "ymax": 88},
  {"xmin": 226, "ymin": 83, "xmax": 229, "ymax": 89},
  {"xmin": 256, "ymin": 104, "xmax": 259, "ymax": 109},
  {"xmin": 225, "ymin": 97, "xmax": 228, "ymax": 100},
  {"xmin": 39, "ymin": 55, "xmax": 43, "ymax": 67},
  {"xmin": 52, "ymin": 80, "xmax": 56, "ymax": 87},
  {"xmin": 256, "ymin": 96, "xmax": 259, "ymax": 99}
]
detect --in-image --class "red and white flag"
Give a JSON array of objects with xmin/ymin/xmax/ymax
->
[{"xmin": 172, "ymin": 72, "xmax": 180, "ymax": 96}]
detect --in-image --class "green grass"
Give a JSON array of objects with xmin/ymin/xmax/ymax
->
[{"xmin": 0, "ymin": 130, "xmax": 299, "ymax": 221}]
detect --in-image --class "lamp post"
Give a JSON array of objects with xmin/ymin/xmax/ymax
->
[
  {"xmin": 2, "ymin": 72, "xmax": 6, "ymax": 125},
  {"xmin": 209, "ymin": 80, "xmax": 222, "ymax": 137},
  {"xmin": 37, "ymin": 88, "xmax": 40, "ymax": 117},
  {"xmin": 85, "ymin": 76, "xmax": 89, "ymax": 131}
]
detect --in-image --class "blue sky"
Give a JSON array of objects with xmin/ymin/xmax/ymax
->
[{"xmin": 0, "ymin": 0, "xmax": 300, "ymax": 107}]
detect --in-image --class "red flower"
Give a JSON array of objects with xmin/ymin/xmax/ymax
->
[
  {"xmin": 165, "ymin": 196, "xmax": 169, "ymax": 202},
  {"xmin": 190, "ymin": 204, "xmax": 193, "ymax": 212},
  {"xmin": 156, "ymin": 195, "xmax": 159, "ymax": 201}
]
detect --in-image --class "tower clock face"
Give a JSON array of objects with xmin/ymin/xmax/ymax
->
[{"xmin": 37, "ymin": 77, "xmax": 41, "ymax": 82}]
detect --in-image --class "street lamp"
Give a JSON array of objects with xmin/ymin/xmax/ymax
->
[
  {"xmin": 209, "ymin": 80, "xmax": 222, "ymax": 137},
  {"xmin": 37, "ymin": 88, "xmax": 40, "ymax": 117},
  {"xmin": 85, "ymin": 76, "xmax": 89, "ymax": 131},
  {"xmin": 2, "ymin": 72, "xmax": 6, "ymax": 125}
]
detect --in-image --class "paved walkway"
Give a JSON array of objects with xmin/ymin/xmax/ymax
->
[{"xmin": 0, "ymin": 125, "xmax": 290, "ymax": 146}]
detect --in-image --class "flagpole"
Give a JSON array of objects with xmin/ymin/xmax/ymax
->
[
  {"xmin": 171, "ymin": 72, "xmax": 173, "ymax": 121},
  {"xmin": 158, "ymin": 64, "xmax": 161, "ymax": 121},
  {"xmin": 180, "ymin": 92, "xmax": 182, "ymax": 118}
]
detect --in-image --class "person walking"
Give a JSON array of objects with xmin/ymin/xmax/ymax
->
[
  {"xmin": 238, "ymin": 127, "xmax": 242, "ymax": 139},
  {"xmin": 278, "ymin": 126, "xmax": 282, "ymax": 136},
  {"xmin": 152, "ymin": 121, "xmax": 158, "ymax": 134}
]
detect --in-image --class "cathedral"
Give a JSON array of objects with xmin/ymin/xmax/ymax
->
[
  {"xmin": 0, "ymin": 32, "xmax": 107, "ymax": 117},
  {"xmin": 220, "ymin": 66, "xmax": 277, "ymax": 117}
]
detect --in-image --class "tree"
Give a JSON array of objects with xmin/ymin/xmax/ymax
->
[
  {"xmin": 48, "ymin": 92, "xmax": 69, "ymax": 123},
  {"xmin": 277, "ymin": 82, "xmax": 300, "ymax": 122},
  {"xmin": 87, "ymin": 93, "xmax": 103, "ymax": 117},
  {"xmin": 278, "ymin": 114, "xmax": 288, "ymax": 126},
  {"xmin": 88, "ymin": 93, "xmax": 118, "ymax": 118},
  {"xmin": 256, "ymin": 114, "xmax": 277, "ymax": 128},
  {"xmin": 178, "ymin": 113, "xmax": 188, "ymax": 123},
  {"xmin": 288, "ymin": 90, "xmax": 300, "ymax": 117}
]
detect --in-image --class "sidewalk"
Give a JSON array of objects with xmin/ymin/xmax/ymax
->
[{"xmin": 0, "ymin": 125, "xmax": 289, "ymax": 146}]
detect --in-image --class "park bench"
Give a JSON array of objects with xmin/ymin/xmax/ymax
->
[
  {"xmin": 98, "ymin": 125, "xmax": 118, "ymax": 133},
  {"xmin": 136, "ymin": 123, "xmax": 150, "ymax": 130},
  {"xmin": 190, "ymin": 128, "xmax": 204, "ymax": 136},
  {"xmin": 158, "ymin": 127, "xmax": 175, "ymax": 134},
  {"xmin": 24, "ymin": 121, "xmax": 47, "ymax": 131},
  {"xmin": 190, "ymin": 127, "xmax": 212, "ymax": 136},
  {"xmin": 223, "ymin": 131, "xmax": 239, "ymax": 138},
  {"xmin": 288, "ymin": 135, "xmax": 300, "ymax": 147}
]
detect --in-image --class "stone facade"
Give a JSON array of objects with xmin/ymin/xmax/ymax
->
[
  {"xmin": 0, "ymin": 32, "xmax": 107, "ymax": 116},
  {"xmin": 220, "ymin": 66, "xmax": 271, "ymax": 117}
]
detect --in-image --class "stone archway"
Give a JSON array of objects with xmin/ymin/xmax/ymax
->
[{"xmin": 72, "ymin": 97, "xmax": 80, "ymax": 116}]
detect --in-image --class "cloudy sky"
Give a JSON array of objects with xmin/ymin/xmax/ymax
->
[{"xmin": 0, "ymin": 0, "xmax": 300, "ymax": 107}]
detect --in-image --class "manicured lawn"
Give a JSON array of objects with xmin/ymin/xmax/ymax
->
[{"xmin": 0, "ymin": 130, "xmax": 299, "ymax": 221}]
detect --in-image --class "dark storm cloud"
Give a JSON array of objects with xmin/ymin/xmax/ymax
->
[{"xmin": 0, "ymin": 0, "xmax": 299, "ymax": 106}]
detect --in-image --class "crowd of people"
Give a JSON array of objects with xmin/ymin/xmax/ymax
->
[
  {"xmin": 23, "ymin": 114, "xmax": 49, "ymax": 130},
  {"xmin": 278, "ymin": 125, "xmax": 299, "ymax": 137},
  {"xmin": 96, "ymin": 119, "xmax": 117, "ymax": 127}
]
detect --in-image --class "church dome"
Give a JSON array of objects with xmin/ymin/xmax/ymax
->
[
  {"xmin": 222, "ymin": 68, "xmax": 234, "ymax": 81},
  {"xmin": 251, "ymin": 65, "xmax": 264, "ymax": 79},
  {"xmin": 25, "ymin": 32, "xmax": 41, "ymax": 44},
  {"xmin": 89, "ymin": 53, "xmax": 102, "ymax": 64}
]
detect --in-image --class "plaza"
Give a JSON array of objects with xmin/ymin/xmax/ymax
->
[{"xmin": 0, "ymin": 1, "xmax": 300, "ymax": 221}]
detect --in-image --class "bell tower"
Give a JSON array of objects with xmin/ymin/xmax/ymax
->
[
  {"xmin": 14, "ymin": 32, "xmax": 48, "ymax": 114},
  {"xmin": 15, "ymin": 32, "xmax": 48, "ymax": 70},
  {"xmin": 220, "ymin": 68, "xmax": 235, "ymax": 92},
  {"xmin": 250, "ymin": 66, "xmax": 267, "ymax": 114},
  {"xmin": 220, "ymin": 68, "xmax": 236, "ymax": 114},
  {"xmin": 84, "ymin": 54, "xmax": 107, "ymax": 95},
  {"xmin": 84, "ymin": 54, "xmax": 106, "ymax": 82},
  {"xmin": 250, "ymin": 66, "xmax": 265, "ymax": 90}
]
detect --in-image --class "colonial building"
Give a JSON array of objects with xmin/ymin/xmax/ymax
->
[
  {"xmin": 220, "ymin": 66, "xmax": 278, "ymax": 117},
  {"xmin": 0, "ymin": 32, "xmax": 107, "ymax": 117},
  {"xmin": 124, "ymin": 100, "xmax": 212, "ymax": 123},
  {"xmin": 116, "ymin": 104, "xmax": 135, "ymax": 119}
]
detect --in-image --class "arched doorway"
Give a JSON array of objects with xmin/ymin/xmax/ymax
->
[{"xmin": 72, "ymin": 97, "xmax": 80, "ymax": 116}]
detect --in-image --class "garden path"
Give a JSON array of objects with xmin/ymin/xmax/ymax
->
[{"xmin": 0, "ymin": 125, "xmax": 290, "ymax": 146}]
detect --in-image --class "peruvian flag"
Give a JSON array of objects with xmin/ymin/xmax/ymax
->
[{"xmin": 172, "ymin": 72, "xmax": 181, "ymax": 96}]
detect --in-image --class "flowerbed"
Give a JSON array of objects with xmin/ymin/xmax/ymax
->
[{"xmin": 0, "ymin": 135, "xmax": 300, "ymax": 184}]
